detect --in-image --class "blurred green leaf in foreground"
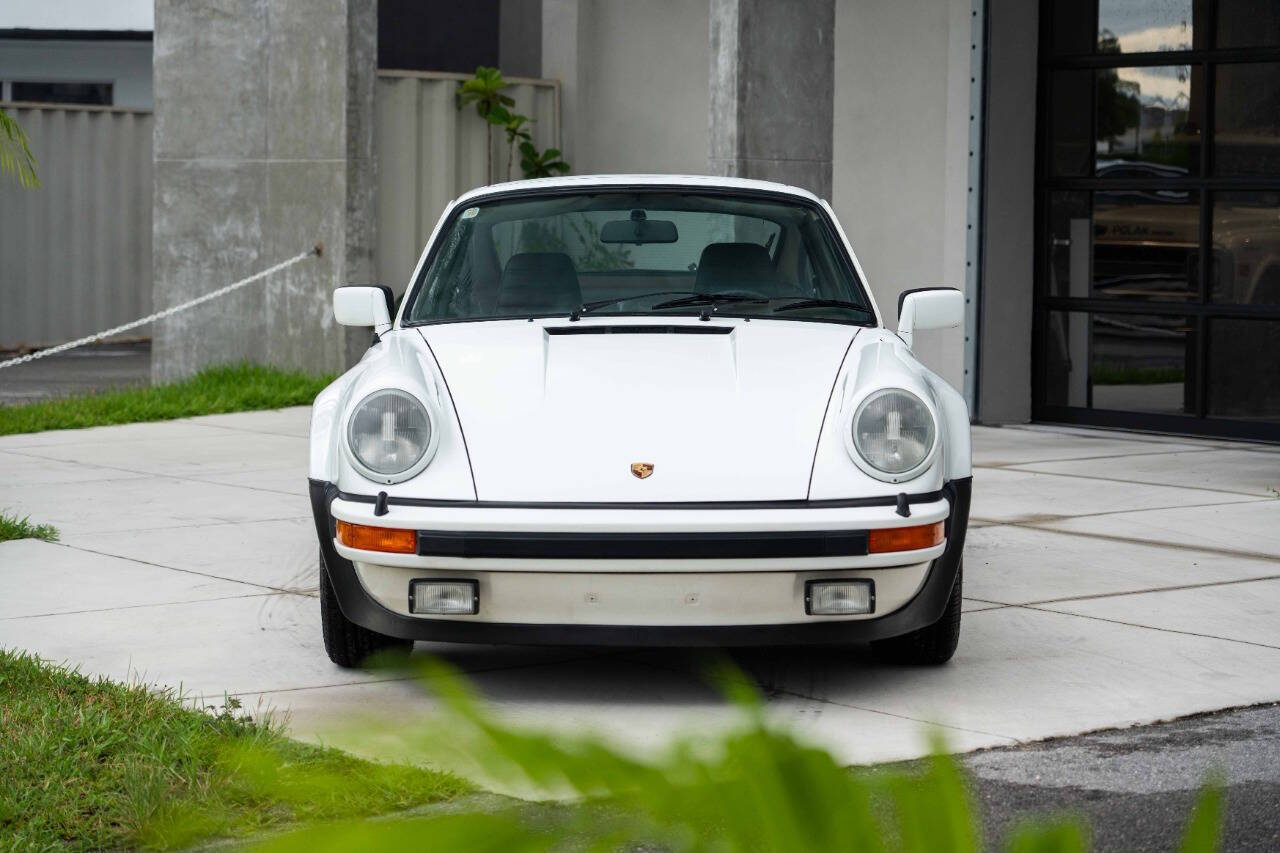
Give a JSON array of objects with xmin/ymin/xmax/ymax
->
[{"xmin": 236, "ymin": 659, "xmax": 1225, "ymax": 853}]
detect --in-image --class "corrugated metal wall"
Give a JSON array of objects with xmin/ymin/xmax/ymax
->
[
  {"xmin": 374, "ymin": 71, "xmax": 560, "ymax": 292},
  {"xmin": 0, "ymin": 78, "xmax": 557, "ymax": 351},
  {"xmin": 0, "ymin": 104, "xmax": 153, "ymax": 351}
]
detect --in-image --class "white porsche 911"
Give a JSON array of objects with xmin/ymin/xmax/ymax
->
[{"xmin": 309, "ymin": 174, "xmax": 971, "ymax": 667}]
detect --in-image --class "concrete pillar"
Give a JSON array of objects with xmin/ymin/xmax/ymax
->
[
  {"xmin": 976, "ymin": 0, "xmax": 1038, "ymax": 423},
  {"xmin": 151, "ymin": 0, "xmax": 377, "ymax": 382},
  {"xmin": 541, "ymin": 0, "xmax": 590, "ymax": 169},
  {"xmin": 708, "ymin": 0, "xmax": 835, "ymax": 198}
]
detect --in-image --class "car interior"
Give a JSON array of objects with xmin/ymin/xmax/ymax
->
[{"xmin": 406, "ymin": 193, "xmax": 868, "ymax": 322}]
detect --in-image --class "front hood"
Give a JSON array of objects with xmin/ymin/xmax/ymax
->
[{"xmin": 420, "ymin": 318, "xmax": 858, "ymax": 501}]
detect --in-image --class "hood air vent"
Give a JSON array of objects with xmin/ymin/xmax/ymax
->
[{"xmin": 546, "ymin": 325, "xmax": 733, "ymax": 336}]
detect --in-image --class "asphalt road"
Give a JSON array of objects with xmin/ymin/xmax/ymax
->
[
  {"xmin": 960, "ymin": 703, "xmax": 1280, "ymax": 852},
  {"xmin": 0, "ymin": 341, "xmax": 150, "ymax": 405}
]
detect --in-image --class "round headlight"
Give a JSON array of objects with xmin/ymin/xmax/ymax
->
[
  {"xmin": 347, "ymin": 389, "xmax": 432, "ymax": 479},
  {"xmin": 852, "ymin": 389, "xmax": 936, "ymax": 477}
]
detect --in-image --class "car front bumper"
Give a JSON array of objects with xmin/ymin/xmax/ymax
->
[{"xmin": 309, "ymin": 477, "xmax": 971, "ymax": 646}]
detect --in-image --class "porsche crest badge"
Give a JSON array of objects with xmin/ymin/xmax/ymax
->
[{"xmin": 630, "ymin": 462, "xmax": 654, "ymax": 479}]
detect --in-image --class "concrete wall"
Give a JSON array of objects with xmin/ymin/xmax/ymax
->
[
  {"xmin": 709, "ymin": 0, "xmax": 835, "ymax": 198},
  {"xmin": 373, "ymin": 72, "xmax": 560, "ymax": 292},
  {"xmin": 976, "ymin": 0, "xmax": 1038, "ymax": 423},
  {"xmin": 537, "ymin": 0, "xmax": 976, "ymax": 392},
  {"xmin": 0, "ymin": 39, "xmax": 153, "ymax": 108},
  {"xmin": 543, "ymin": 0, "xmax": 709, "ymax": 176},
  {"xmin": 151, "ymin": 0, "xmax": 376, "ymax": 381},
  {"xmin": 831, "ymin": 0, "xmax": 974, "ymax": 393},
  {"xmin": 0, "ymin": 105, "xmax": 152, "ymax": 350}
]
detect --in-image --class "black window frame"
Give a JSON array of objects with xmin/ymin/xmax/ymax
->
[{"xmin": 1034, "ymin": 0, "xmax": 1280, "ymax": 441}]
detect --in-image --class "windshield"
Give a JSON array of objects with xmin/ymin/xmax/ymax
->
[{"xmin": 403, "ymin": 190, "xmax": 875, "ymax": 326}]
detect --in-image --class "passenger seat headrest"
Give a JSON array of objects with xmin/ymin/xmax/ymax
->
[{"xmin": 497, "ymin": 252, "xmax": 582, "ymax": 313}]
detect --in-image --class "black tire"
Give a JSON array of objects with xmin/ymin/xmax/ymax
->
[
  {"xmin": 320, "ymin": 551, "xmax": 413, "ymax": 668},
  {"xmin": 872, "ymin": 563, "xmax": 963, "ymax": 665}
]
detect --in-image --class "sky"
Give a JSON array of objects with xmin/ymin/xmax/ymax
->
[
  {"xmin": 3, "ymin": 0, "xmax": 153, "ymax": 31},
  {"xmin": 1098, "ymin": 1, "xmax": 1193, "ymax": 105}
]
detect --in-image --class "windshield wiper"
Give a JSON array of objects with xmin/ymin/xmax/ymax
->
[
  {"xmin": 649, "ymin": 292, "xmax": 770, "ymax": 311},
  {"xmin": 772, "ymin": 298, "xmax": 874, "ymax": 317},
  {"xmin": 571, "ymin": 291, "xmax": 698, "ymax": 320}
]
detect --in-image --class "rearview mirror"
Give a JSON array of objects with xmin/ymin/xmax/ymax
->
[
  {"xmin": 334, "ymin": 285, "xmax": 394, "ymax": 331},
  {"xmin": 599, "ymin": 217, "xmax": 678, "ymax": 244},
  {"xmin": 897, "ymin": 288, "xmax": 963, "ymax": 350}
]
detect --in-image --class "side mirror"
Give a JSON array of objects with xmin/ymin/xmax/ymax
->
[
  {"xmin": 897, "ymin": 287, "xmax": 963, "ymax": 350},
  {"xmin": 334, "ymin": 285, "xmax": 394, "ymax": 332}
]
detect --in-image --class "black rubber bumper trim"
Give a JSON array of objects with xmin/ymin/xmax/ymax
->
[
  {"xmin": 309, "ymin": 476, "xmax": 971, "ymax": 647},
  {"xmin": 332, "ymin": 488, "xmax": 946, "ymax": 511},
  {"xmin": 414, "ymin": 529, "xmax": 869, "ymax": 559}
]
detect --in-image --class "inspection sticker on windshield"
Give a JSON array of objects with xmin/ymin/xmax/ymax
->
[{"xmin": 461, "ymin": 206, "xmax": 480, "ymax": 219}]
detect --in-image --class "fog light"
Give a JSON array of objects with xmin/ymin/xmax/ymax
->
[
  {"xmin": 336, "ymin": 520, "xmax": 416, "ymax": 554},
  {"xmin": 409, "ymin": 579, "xmax": 478, "ymax": 615},
  {"xmin": 868, "ymin": 521, "xmax": 944, "ymax": 554},
  {"xmin": 806, "ymin": 580, "xmax": 875, "ymax": 615}
]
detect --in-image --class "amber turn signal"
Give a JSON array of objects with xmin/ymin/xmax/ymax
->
[
  {"xmin": 336, "ymin": 520, "xmax": 417, "ymax": 554},
  {"xmin": 868, "ymin": 521, "xmax": 945, "ymax": 554}
]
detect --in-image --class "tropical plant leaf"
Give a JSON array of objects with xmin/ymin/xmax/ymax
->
[
  {"xmin": 1005, "ymin": 819, "xmax": 1088, "ymax": 853},
  {"xmin": 176, "ymin": 657, "xmax": 1235, "ymax": 852},
  {"xmin": 518, "ymin": 141, "xmax": 570, "ymax": 179},
  {"xmin": 1179, "ymin": 782, "xmax": 1224, "ymax": 853},
  {"xmin": 0, "ymin": 107, "xmax": 40, "ymax": 188},
  {"xmin": 456, "ymin": 66, "xmax": 514, "ymax": 119}
]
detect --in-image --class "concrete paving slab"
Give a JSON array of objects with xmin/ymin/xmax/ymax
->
[
  {"xmin": 972, "ymin": 426, "xmax": 1206, "ymax": 467},
  {"xmin": 0, "ymin": 592, "xmax": 364, "ymax": 698},
  {"xmin": 0, "ymin": 590, "xmax": 620, "ymax": 710},
  {"xmin": 964, "ymin": 524, "xmax": 1280, "ymax": 606},
  {"xmin": 60, "ymin": 517, "xmax": 318, "ymax": 592},
  {"xmin": 1037, "ymin": 499, "xmax": 1280, "ymax": 561},
  {"xmin": 0, "ymin": 419, "xmax": 232, "ymax": 449},
  {"xmin": 247, "ymin": 652, "xmax": 1014, "ymax": 779},
  {"xmin": 1001, "ymin": 424, "xmax": 1235, "ymax": 449},
  {"xmin": 1008, "ymin": 448, "xmax": 1280, "ymax": 498},
  {"xmin": 962, "ymin": 600, "xmax": 1008, "ymax": 613},
  {"xmin": 182, "ymin": 406, "xmax": 312, "ymax": 437},
  {"xmin": 1041, "ymin": 577, "xmax": 1280, "ymax": 649},
  {"xmin": 192, "ymin": 466, "xmax": 311, "ymax": 496},
  {"xmin": 969, "ymin": 467, "xmax": 1259, "ymax": 524},
  {"xmin": 0, "ymin": 475, "xmax": 306, "ymax": 536},
  {"xmin": 750, "ymin": 606, "xmax": 1280, "ymax": 744},
  {"xmin": 7, "ymin": 431, "xmax": 307, "ymax": 479},
  {"xmin": 0, "ymin": 538, "xmax": 260, "ymax": 619},
  {"xmin": 3, "ymin": 408, "xmax": 1279, "ymax": 774},
  {"xmin": 0, "ymin": 450, "xmax": 151, "ymax": 487}
]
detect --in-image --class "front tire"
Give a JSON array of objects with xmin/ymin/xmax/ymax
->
[
  {"xmin": 320, "ymin": 551, "xmax": 413, "ymax": 668},
  {"xmin": 872, "ymin": 563, "xmax": 963, "ymax": 665}
]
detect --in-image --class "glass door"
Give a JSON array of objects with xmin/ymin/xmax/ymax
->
[{"xmin": 1035, "ymin": 0, "xmax": 1280, "ymax": 440}]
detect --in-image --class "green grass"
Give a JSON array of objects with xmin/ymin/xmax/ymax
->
[
  {"xmin": 0, "ymin": 363, "xmax": 335, "ymax": 436},
  {"xmin": 0, "ymin": 649, "xmax": 471, "ymax": 850},
  {"xmin": 0, "ymin": 511, "xmax": 58, "ymax": 543}
]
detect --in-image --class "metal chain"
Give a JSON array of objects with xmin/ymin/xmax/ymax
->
[{"xmin": 0, "ymin": 247, "xmax": 320, "ymax": 371}]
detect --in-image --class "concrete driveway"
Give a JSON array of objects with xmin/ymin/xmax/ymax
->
[{"xmin": 2, "ymin": 409, "xmax": 1279, "ymax": 767}]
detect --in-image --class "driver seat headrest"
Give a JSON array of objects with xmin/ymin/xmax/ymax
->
[{"xmin": 694, "ymin": 242, "xmax": 774, "ymax": 293}]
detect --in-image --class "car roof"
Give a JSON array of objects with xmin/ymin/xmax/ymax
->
[{"xmin": 453, "ymin": 174, "xmax": 824, "ymax": 205}]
